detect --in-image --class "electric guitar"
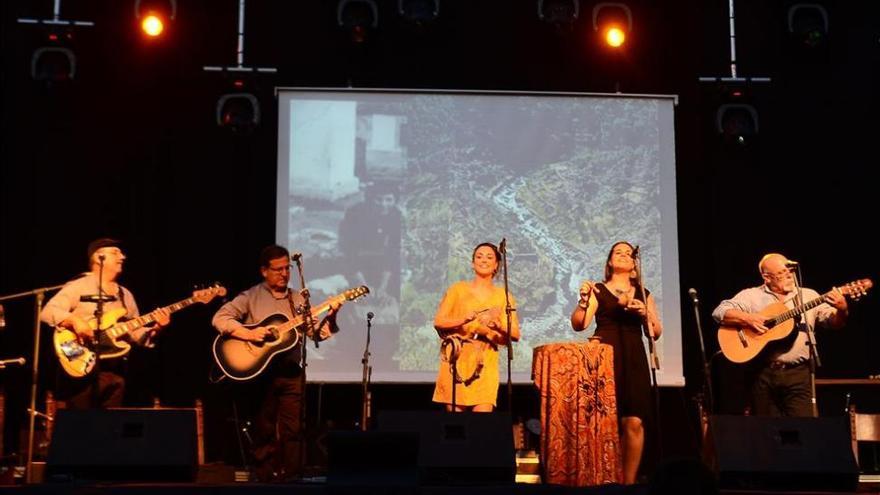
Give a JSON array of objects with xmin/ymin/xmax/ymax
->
[
  {"xmin": 212, "ymin": 286, "xmax": 369, "ymax": 381},
  {"xmin": 717, "ymin": 278, "xmax": 872, "ymax": 363},
  {"xmin": 53, "ymin": 284, "xmax": 226, "ymax": 378}
]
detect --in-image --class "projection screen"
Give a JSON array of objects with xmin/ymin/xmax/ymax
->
[{"xmin": 276, "ymin": 88, "xmax": 683, "ymax": 386}]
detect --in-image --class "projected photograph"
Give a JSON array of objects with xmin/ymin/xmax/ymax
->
[{"xmin": 277, "ymin": 90, "xmax": 682, "ymax": 385}]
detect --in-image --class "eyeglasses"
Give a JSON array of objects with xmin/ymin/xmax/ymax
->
[
  {"xmin": 763, "ymin": 269, "xmax": 792, "ymax": 280},
  {"xmin": 267, "ymin": 265, "xmax": 291, "ymax": 274}
]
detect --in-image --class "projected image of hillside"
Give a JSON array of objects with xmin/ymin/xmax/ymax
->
[{"xmin": 277, "ymin": 90, "xmax": 682, "ymax": 385}]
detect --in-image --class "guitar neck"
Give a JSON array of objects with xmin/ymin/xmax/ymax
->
[
  {"xmin": 276, "ymin": 296, "xmax": 342, "ymax": 334},
  {"xmin": 770, "ymin": 292, "xmax": 829, "ymax": 325},
  {"xmin": 106, "ymin": 297, "xmax": 198, "ymax": 338}
]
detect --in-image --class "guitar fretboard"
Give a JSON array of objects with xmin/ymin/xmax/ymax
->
[
  {"xmin": 768, "ymin": 287, "xmax": 847, "ymax": 327},
  {"xmin": 105, "ymin": 297, "xmax": 198, "ymax": 338}
]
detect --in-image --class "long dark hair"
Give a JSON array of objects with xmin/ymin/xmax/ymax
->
[{"xmin": 472, "ymin": 242, "xmax": 501, "ymax": 278}]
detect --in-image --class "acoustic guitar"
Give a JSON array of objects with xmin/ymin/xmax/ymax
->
[
  {"xmin": 212, "ymin": 286, "xmax": 369, "ymax": 381},
  {"xmin": 717, "ymin": 278, "xmax": 872, "ymax": 363}
]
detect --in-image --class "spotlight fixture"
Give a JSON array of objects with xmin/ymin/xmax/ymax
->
[
  {"xmin": 592, "ymin": 2, "xmax": 632, "ymax": 48},
  {"xmin": 716, "ymin": 104, "xmax": 759, "ymax": 146},
  {"xmin": 338, "ymin": 0, "xmax": 379, "ymax": 43},
  {"xmin": 134, "ymin": 0, "xmax": 176, "ymax": 39},
  {"xmin": 216, "ymin": 91, "xmax": 260, "ymax": 134},
  {"xmin": 787, "ymin": 3, "xmax": 829, "ymax": 49}
]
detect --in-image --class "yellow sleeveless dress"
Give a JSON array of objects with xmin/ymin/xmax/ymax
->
[{"xmin": 431, "ymin": 281, "xmax": 518, "ymax": 406}]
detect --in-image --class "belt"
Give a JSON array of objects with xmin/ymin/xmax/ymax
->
[{"xmin": 768, "ymin": 360, "xmax": 806, "ymax": 370}]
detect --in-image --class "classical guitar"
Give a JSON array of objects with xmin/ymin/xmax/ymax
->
[
  {"xmin": 53, "ymin": 284, "xmax": 227, "ymax": 378},
  {"xmin": 717, "ymin": 278, "xmax": 872, "ymax": 363},
  {"xmin": 212, "ymin": 285, "xmax": 369, "ymax": 381}
]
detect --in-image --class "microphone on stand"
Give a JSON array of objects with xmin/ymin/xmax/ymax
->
[
  {"xmin": 498, "ymin": 238, "xmax": 506, "ymax": 254},
  {"xmin": 0, "ymin": 357, "xmax": 26, "ymax": 368},
  {"xmin": 632, "ymin": 245, "xmax": 640, "ymax": 258},
  {"xmin": 367, "ymin": 311, "xmax": 374, "ymax": 322},
  {"xmin": 290, "ymin": 252, "xmax": 303, "ymax": 262},
  {"xmin": 784, "ymin": 259, "xmax": 799, "ymax": 268},
  {"xmin": 688, "ymin": 288, "xmax": 699, "ymax": 305}
]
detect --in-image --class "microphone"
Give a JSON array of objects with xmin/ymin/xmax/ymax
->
[
  {"xmin": 98, "ymin": 254, "xmax": 106, "ymax": 261},
  {"xmin": 632, "ymin": 245, "xmax": 640, "ymax": 258},
  {"xmin": 498, "ymin": 238, "xmax": 506, "ymax": 254},
  {"xmin": 367, "ymin": 312, "xmax": 374, "ymax": 322},
  {"xmin": 688, "ymin": 288, "xmax": 699, "ymax": 304},
  {"xmin": 784, "ymin": 259, "xmax": 799, "ymax": 268},
  {"xmin": 0, "ymin": 357, "xmax": 26, "ymax": 368},
  {"xmin": 290, "ymin": 252, "xmax": 303, "ymax": 262}
]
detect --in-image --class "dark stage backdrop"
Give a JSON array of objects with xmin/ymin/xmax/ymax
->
[{"xmin": 1, "ymin": 0, "xmax": 878, "ymax": 471}]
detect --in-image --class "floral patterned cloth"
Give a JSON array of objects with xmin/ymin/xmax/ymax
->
[{"xmin": 532, "ymin": 341, "xmax": 622, "ymax": 486}]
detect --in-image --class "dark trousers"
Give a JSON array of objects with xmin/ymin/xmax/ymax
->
[
  {"xmin": 249, "ymin": 370, "xmax": 304, "ymax": 481},
  {"xmin": 750, "ymin": 363, "xmax": 813, "ymax": 417},
  {"xmin": 57, "ymin": 369, "xmax": 125, "ymax": 410}
]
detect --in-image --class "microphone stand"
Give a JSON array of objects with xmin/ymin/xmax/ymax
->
[
  {"xmin": 291, "ymin": 254, "xmax": 316, "ymax": 475},
  {"xmin": 499, "ymin": 239, "xmax": 513, "ymax": 414},
  {"xmin": 792, "ymin": 264, "xmax": 820, "ymax": 417},
  {"xmin": 632, "ymin": 247, "xmax": 661, "ymax": 457},
  {"xmin": 91, "ymin": 256, "xmax": 107, "ymax": 408},
  {"xmin": 360, "ymin": 312, "xmax": 374, "ymax": 431},
  {"xmin": 0, "ymin": 283, "xmax": 65, "ymax": 483},
  {"xmin": 688, "ymin": 289, "xmax": 714, "ymax": 450}
]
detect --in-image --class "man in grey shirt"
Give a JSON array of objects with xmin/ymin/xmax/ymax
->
[
  {"xmin": 40, "ymin": 238, "xmax": 170, "ymax": 409},
  {"xmin": 212, "ymin": 244, "xmax": 341, "ymax": 482},
  {"xmin": 712, "ymin": 253, "xmax": 848, "ymax": 417}
]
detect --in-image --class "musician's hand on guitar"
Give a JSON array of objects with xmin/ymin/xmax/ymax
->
[
  {"xmin": 742, "ymin": 313, "xmax": 769, "ymax": 334},
  {"xmin": 327, "ymin": 301, "xmax": 342, "ymax": 316},
  {"xmin": 153, "ymin": 307, "xmax": 171, "ymax": 328},
  {"xmin": 825, "ymin": 289, "xmax": 849, "ymax": 312},
  {"xmin": 62, "ymin": 316, "xmax": 94, "ymax": 341},
  {"xmin": 242, "ymin": 326, "xmax": 274, "ymax": 342}
]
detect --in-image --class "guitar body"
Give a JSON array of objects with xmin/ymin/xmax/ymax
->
[
  {"xmin": 52, "ymin": 307, "xmax": 132, "ymax": 379},
  {"xmin": 212, "ymin": 313, "xmax": 302, "ymax": 381},
  {"xmin": 717, "ymin": 301, "xmax": 796, "ymax": 363}
]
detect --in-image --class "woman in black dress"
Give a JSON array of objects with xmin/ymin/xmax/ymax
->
[{"xmin": 570, "ymin": 241, "xmax": 662, "ymax": 484}]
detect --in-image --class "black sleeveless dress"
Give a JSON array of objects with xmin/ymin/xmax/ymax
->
[{"xmin": 593, "ymin": 283, "xmax": 653, "ymax": 421}]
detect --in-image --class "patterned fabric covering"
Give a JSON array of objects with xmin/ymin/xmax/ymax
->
[{"xmin": 532, "ymin": 341, "xmax": 622, "ymax": 486}]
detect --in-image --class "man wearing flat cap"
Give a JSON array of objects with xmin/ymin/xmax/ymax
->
[{"xmin": 40, "ymin": 238, "xmax": 170, "ymax": 408}]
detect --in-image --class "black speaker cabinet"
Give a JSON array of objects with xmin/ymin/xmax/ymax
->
[
  {"xmin": 707, "ymin": 415, "xmax": 859, "ymax": 491},
  {"xmin": 377, "ymin": 410, "xmax": 515, "ymax": 485},
  {"xmin": 327, "ymin": 430, "xmax": 420, "ymax": 486},
  {"xmin": 47, "ymin": 409, "xmax": 198, "ymax": 482}
]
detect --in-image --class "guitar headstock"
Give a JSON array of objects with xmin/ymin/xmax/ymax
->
[
  {"xmin": 343, "ymin": 285, "xmax": 370, "ymax": 301},
  {"xmin": 193, "ymin": 283, "xmax": 227, "ymax": 304},
  {"xmin": 840, "ymin": 278, "xmax": 873, "ymax": 301}
]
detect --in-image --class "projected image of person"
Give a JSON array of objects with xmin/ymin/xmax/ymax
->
[
  {"xmin": 432, "ymin": 243, "xmax": 520, "ymax": 412},
  {"xmin": 711, "ymin": 253, "xmax": 848, "ymax": 417},
  {"xmin": 337, "ymin": 180, "xmax": 402, "ymax": 323},
  {"xmin": 570, "ymin": 241, "xmax": 662, "ymax": 484}
]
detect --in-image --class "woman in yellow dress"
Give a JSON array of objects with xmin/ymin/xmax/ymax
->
[{"xmin": 432, "ymin": 242, "xmax": 521, "ymax": 412}]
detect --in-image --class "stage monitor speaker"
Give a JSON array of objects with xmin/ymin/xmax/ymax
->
[
  {"xmin": 327, "ymin": 430, "xmax": 420, "ymax": 486},
  {"xmin": 708, "ymin": 415, "xmax": 858, "ymax": 491},
  {"xmin": 377, "ymin": 410, "xmax": 515, "ymax": 485},
  {"xmin": 47, "ymin": 409, "xmax": 198, "ymax": 482}
]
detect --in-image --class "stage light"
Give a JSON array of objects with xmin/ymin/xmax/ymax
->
[
  {"xmin": 538, "ymin": 0, "xmax": 579, "ymax": 25},
  {"xmin": 134, "ymin": 0, "xmax": 176, "ymax": 38},
  {"xmin": 787, "ymin": 4, "xmax": 828, "ymax": 49},
  {"xmin": 216, "ymin": 93, "xmax": 260, "ymax": 134},
  {"xmin": 592, "ymin": 2, "xmax": 632, "ymax": 48},
  {"xmin": 716, "ymin": 104, "xmax": 759, "ymax": 146},
  {"xmin": 399, "ymin": 0, "xmax": 439, "ymax": 24},
  {"xmin": 338, "ymin": 0, "xmax": 378, "ymax": 43},
  {"xmin": 141, "ymin": 14, "xmax": 165, "ymax": 37},
  {"xmin": 605, "ymin": 26, "xmax": 625, "ymax": 47}
]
